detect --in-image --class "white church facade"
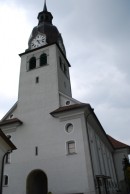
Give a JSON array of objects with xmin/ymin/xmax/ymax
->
[{"xmin": 0, "ymin": 2, "xmax": 130, "ymax": 194}]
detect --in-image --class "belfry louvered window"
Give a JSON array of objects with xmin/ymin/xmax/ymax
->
[
  {"xmin": 29, "ymin": 57, "xmax": 36, "ymax": 70},
  {"xmin": 40, "ymin": 53, "xmax": 47, "ymax": 66}
]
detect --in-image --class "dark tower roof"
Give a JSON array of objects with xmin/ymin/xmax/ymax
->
[{"xmin": 28, "ymin": 0, "xmax": 66, "ymax": 54}]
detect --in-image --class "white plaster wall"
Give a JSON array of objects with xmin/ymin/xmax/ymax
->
[
  {"xmin": 59, "ymin": 93, "xmax": 79, "ymax": 107},
  {"xmin": 3, "ymin": 44, "xmax": 96, "ymax": 194},
  {"xmin": 18, "ymin": 45, "xmax": 60, "ymax": 115},
  {"xmin": 3, "ymin": 114, "xmax": 96, "ymax": 194},
  {"xmin": 87, "ymin": 124, "xmax": 118, "ymax": 191}
]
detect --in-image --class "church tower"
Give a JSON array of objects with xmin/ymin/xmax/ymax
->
[
  {"xmin": 18, "ymin": 0, "xmax": 72, "ymax": 117},
  {"xmin": 0, "ymin": 2, "xmax": 99, "ymax": 194}
]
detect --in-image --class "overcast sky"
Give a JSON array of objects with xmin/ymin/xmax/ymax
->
[{"xmin": 0, "ymin": 0, "xmax": 130, "ymax": 145}]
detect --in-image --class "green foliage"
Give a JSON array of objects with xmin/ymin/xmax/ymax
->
[
  {"xmin": 122, "ymin": 156, "xmax": 130, "ymax": 191},
  {"xmin": 125, "ymin": 167, "xmax": 130, "ymax": 181},
  {"xmin": 122, "ymin": 156, "xmax": 130, "ymax": 170}
]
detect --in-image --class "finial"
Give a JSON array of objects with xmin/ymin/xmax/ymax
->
[{"xmin": 43, "ymin": 0, "xmax": 47, "ymax": 12}]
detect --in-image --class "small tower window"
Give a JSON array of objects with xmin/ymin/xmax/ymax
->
[
  {"xmin": 40, "ymin": 53, "xmax": 47, "ymax": 66},
  {"xmin": 29, "ymin": 57, "xmax": 36, "ymax": 70},
  {"xmin": 3, "ymin": 175, "xmax": 8, "ymax": 186},
  {"xmin": 59, "ymin": 57, "xmax": 62, "ymax": 69},
  {"xmin": 35, "ymin": 146, "xmax": 38, "ymax": 156},
  {"xmin": 5, "ymin": 152, "xmax": 11, "ymax": 164},
  {"xmin": 35, "ymin": 76, "xmax": 39, "ymax": 84},
  {"xmin": 5, "ymin": 135, "xmax": 11, "ymax": 164},
  {"xmin": 66, "ymin": 141, "xmax": 76, "ymax": 155}
]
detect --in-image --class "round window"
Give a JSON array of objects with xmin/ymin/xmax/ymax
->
[
  {"xmin": 65, "ymin": 123, "xmax": 73, "ymax": 133},
  {"xmin": 66, "ymin": 101, "xmax": 70, "ymax": 105}
]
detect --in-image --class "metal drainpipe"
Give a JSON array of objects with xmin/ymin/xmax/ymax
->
[{"xmin": 0, "ymin": 151, "xmax": 12, "ymax": 194}]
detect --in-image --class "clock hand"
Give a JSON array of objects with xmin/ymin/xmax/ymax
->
[{"xmin": 37, "ymin": 40, "xmax": 40, "ymax": 44}]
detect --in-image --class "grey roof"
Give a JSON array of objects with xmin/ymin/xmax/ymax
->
[
  {"xmin": 0, "ymin": 118, "xmax": 23, "ymax": 127},
  {"xmin": 50, "ymin": 103, "xmax": 90, "ymax": 115},
  {"xmin": 0, "ymin": 129, "xmax": 16, "ymax": 150}
]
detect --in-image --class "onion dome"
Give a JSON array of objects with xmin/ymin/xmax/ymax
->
[{"xmin": 28, "ymin": 0, "xmax": 66, "ymax": 55}]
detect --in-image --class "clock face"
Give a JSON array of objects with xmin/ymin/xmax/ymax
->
[{"xmin": 31, "ymin": 34, "xmax": 46, "ymax": 49}]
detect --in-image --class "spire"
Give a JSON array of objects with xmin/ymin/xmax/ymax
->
[
  {"xmin": 38, "ymin": 0, "xmax": 53, "ymax": 25},
  {"xmin": 43, "ymin": 0, "xmax": 47, "ymax": 12}
]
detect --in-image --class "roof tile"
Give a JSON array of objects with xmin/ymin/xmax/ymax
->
[{"xmin": 107, "ymin": 135, "xmax": 130, "ymax": 149}]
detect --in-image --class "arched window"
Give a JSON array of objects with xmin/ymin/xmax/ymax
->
[
  {"xmin": 29, "ymin": 57, "xmax": 36, "ymax": 70},
  {"xmin": 40, "ymin": 53, "xmax": 47, "ymax": 66},
  {"xmin": 26, "ymin": 169, "xmax": 48, "ymax": 194}
]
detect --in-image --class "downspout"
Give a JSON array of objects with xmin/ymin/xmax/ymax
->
[{"xmin": 0, "ymin": 150, "xmax": 12, "ymax": 194}]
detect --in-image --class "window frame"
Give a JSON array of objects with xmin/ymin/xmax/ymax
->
[
  {"xmin": 65, "ymin": 123, "xmax": 73, "ymax": 133},
  {"xmin": 5, "ymin": 135, "xmax": 11, "ymax": 164},
  {"xmin": 35, "ymin": 76, "xmax": 39, "ymax": 84},
  {"xmin": 3, "ymin": 175, "xmax": 9, "ymax": 187},
  {"xmin": 66, "ymin": 140, "xmax": 76, "ymax": 155},
  {"xmin": 29, "ymin": 57, "xmax": 36, "ymax": 70},
  {"xmin": 40, "ymin": 53, "xmax": 47, "ymax": 67},
  {"xmin": 5, "ymin": 153, "xmax": 11, "ymax": 164}
]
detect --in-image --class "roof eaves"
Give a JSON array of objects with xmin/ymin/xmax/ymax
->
[
  {"xmin": 0, "ymin": 118, "xmax": 23, "ymax": 127},
  {"xmin": 1, "ymin": 102, "xmax": 17, "ymax": 121},
  {"xmin": 50, "ymin": 103, "xmax": 90, "ymax": 117},
  {"xmin": 107, "ymin": 135, "xmax": 130, "ymax": 150},
  {"xmin": 0, "ymin": 129, "xmax": 17, "ymax": 150}
]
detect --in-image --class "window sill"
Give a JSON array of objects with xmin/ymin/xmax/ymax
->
[
  {"xmin": 66, "ymin": 152, "xmax": 77, "ymax": 156},
  {"xmin": 27, "ymin": 64, "xmax": 49, "ymax": 72}
]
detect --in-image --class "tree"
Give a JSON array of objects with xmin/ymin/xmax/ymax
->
[{"xmin": 122, "ymin": 156, "xmax": 130, "ymax": 192}]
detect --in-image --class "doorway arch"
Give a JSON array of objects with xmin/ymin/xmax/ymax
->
[{"xmin": 26, "ymin": 169, "xmax": 48, "ymax": 194}]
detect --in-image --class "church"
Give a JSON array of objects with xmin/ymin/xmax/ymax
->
[{"xmin": 0, "ymin": 1, "xmax": 130, "ymax": 194}]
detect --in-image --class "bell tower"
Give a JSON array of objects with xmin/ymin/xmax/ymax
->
[{"xmin": 18, "ymin": 0, "xmax": 72, "ymax": 116}]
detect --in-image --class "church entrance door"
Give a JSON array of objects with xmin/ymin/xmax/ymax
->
[{"xmin": 26, "ymin": 169, "xmax": 48, "ymax": 194}]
